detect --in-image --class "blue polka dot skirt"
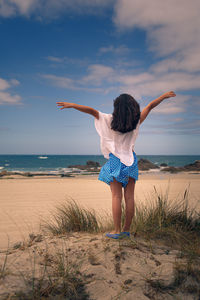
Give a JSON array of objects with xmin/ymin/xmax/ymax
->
[{"xmin": 98, "ymin": 152, "xmax": 138, "ymax": 188}]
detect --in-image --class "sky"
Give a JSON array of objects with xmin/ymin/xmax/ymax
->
[{"xmin": 0, "ymin": 0, "xmax": 200, "ymax": 155}]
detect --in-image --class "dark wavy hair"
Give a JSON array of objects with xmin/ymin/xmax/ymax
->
[{"xmin": 111, "ymin": 94, "xmax": 140, "ymax": 133}]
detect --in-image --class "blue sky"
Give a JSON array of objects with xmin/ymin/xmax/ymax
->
[{"xmin": 0, "ymin": 0, "xmax": 200, "ymax": 155}]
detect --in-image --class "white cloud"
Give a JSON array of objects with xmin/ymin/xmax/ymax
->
[
  {"xmin": 99, "ymin": 45, "xmax": 130, "ymax": 55},
  {"xmin": 143, "ymin": 118, "xmax": 200, "ymax": 135},
  {"xmin": 117, "ymin": 72, "xmax": 200, "ymax": 101},
  {"xmin": 151, "ymin": 95, "xmax": 189, "ymax": 115},
  {"xmin": 0, "ymin": 78, "xmax": 10, "ymax": 90},
  {"xmin": 114, "ymin": 0, "xmax": 200, "ymax": 73},
  {"xmin": 34, "ymin": 1, "xmax": 200, "ymax": 119},
  {"xmin": 0, "ymin": 0, "xmax": 114, "ymax": 18},
  {"xmin": 42, "ymin": 64, "xmax": 115, "ymax": 90},
  {"xmin": 0, "ymin": 0, "xmax": 37, "ymax": 17},
  {"xmin": 81, "ymin": 64, "xmax": 114, "ymax": 85},
  {"xmin": 9, "ymin": 79, "xmax": 20, "ymax": 86},
  {"xmin": 46, "ymin": 56, "xmax": 63, "ymax": 63},
  {"xmin": 42, "ymin": 74, "xmax": 74, "ymax": 89},
  {"xmin": 118, "ymin": 73, "xmax": 154, "ymax": 86},
  {"xmin": 46, "ymin": 55, "xmax": 89, "ymax": 67},
  {"xmin": 10, "ymin": 0, "xmax": 36, "ymax": 15},
  {"xmin": 0, "ymin": 0, "xmax": 14, "ymax": 17},
  {"xmin": 42, "ymin": 62, "xmax": 199, "ymax": 132},
  {"xmin": 0, "ymin": 77, "xmax": 22, "ymax": 105},
  {"xmin": 0, "ymin": 91, "xmax": 21, "ymax": 104},
  {"xmin": 41, "ymin": 73, "xmax": 104, "ymax": 93},
  {"xmin": 42, "ymin": 0, "xmax": 114, "ymax": 16},
  {"xmin": 151, "ymin": 50, "xmax": 200, "ymax": 74},
  {"xmin": 141, "ymin": 128, "xmax": 200, "ymax": 135},
  {"xmin": 173, "ymin": 119, "xmax": 200, "ymax": 130},
  {"xmin": 42, "ymin": 63, "xmax": 200, "ymax": 100}
]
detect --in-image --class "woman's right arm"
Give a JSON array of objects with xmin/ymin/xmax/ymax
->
[
  {"xmin": 140, "ymin": 91, "xmax": 176, "ymax": 124},
  {"xmin": 56, "ymin": 101, "xmax": 99, "ymax": 119}
]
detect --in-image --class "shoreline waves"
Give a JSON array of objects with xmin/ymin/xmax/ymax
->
[{"xmin": 0, "ymin": 154, "xmax": 200, "ymax": 176}]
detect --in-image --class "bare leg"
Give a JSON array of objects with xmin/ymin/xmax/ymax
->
[
  {"xmin": 109, "ymin": 178, "xmax": 123, "ymax": 234},
  {"xmin": 123, "ymin": 177, "xmax": 136, "ymax": 232}
]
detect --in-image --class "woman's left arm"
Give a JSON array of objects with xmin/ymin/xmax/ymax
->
[
  {"xmin": 56, "ymin": 102, "xmax": 99, "ymax": 119},
  {"xmin": 140, "ymin": 91, "xmax": 176, "ymax": 124}
]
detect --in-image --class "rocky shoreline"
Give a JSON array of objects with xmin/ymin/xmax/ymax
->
[
  {"xmin": 160, "ymin": 160, "xmax": 200, "ymax": 173},
  {"xmin": 138, "ymin": 159, "xmax": 200, "ymax": 173},
  {"xmin": 0, "ymin": 159, "xmax": 200, "ymax": 178}
]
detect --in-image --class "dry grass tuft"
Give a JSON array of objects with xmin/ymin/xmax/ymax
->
[
  {"xmin": 130, "ymin": 187, "xmax": 200, "ymax": 251},
  {"xmin": 42, "ymin": 199, "xmax": 101, "ymax": 235}
]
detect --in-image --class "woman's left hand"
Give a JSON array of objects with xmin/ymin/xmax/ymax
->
[{"xmin": 162, "ymin": 91, "xmax": 176, "ymax": 99}]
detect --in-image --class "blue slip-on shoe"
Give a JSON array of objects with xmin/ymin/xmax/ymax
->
[
  {"xmin": 105, "ymin": 233, "xmax": 122, "ymax": 239},
  {"xmin": 120, "ymin": 232, "xmax": 130, "ymax": 237}
]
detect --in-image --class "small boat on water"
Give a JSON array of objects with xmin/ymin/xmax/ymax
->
[{"xmin": 38, "ymin": 156, "xmax": 48, "ymax": 159}]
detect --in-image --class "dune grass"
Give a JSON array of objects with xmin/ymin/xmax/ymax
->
[
  {"xmin": 44, "ymin": 187, "xmax": 200, "ymax": 244},
  {"xmin": 130, "ymin": 187, "xmax": 200, "ymax": 251},
  {"xmin": 42, "ymin": 186, "xmax": 200, "ymax": 263},
  {"xmin": 42, "ymin": 199, "xmax": 102, "ymax": 235}
]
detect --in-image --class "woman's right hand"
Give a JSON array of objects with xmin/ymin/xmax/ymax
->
[
  {"xmin": 162, "ymin": 91, "xmax": 176, "ymax": 99},
  {"xmin": 56, "ymin": 102, "xmax": 74, "ymax": 110}
]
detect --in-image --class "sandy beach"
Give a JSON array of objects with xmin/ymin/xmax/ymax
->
[
  {"xmin": 0, "ymin": 172, "xmax": 199, "ymax": 251},
  {"xmin": 1, "ymin": 172, "xmax": 200, "ymax": 299}
]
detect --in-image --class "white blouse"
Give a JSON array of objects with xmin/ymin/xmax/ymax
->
[{"xmin": 94, "ymin": 111, "xmax": 140, "ymax": 166}]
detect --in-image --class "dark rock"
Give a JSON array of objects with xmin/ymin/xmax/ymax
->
[
  {"xmin": 68, "ymin": 160, "xmax": 100, "ymax": 171},
  {"xmin": 138, "ymin": 159, "xmax": 159, "ymax": 171},
  {"xmin": 60, "ymin": 173, "xmax": 74, "ymax": 177},
  {"xmin": 160, "ymin": 163, "xmax": 168, "ymax": 167},
  {"xmin": 124, "ymin": 279, "xmax": 133, "ymax": 285},
  {"xmin": 86, "ymin": 160, "xmax": 100, "ymax": 167},
  {"xmin": 161, "ymin": 161, "xmax": 200, "ymax": 173},
  {"xmin": 68, "ymin": 164, "xmax": 84, "ymax": 169},
  {"xmin": 0, "ymin": 170, "xmax": 9, "ymax": 177},
  {"xmin": 0, "ymin": 170, "xmax": 32, "ymax": 177},
  {"xmin": 23, "ymin": 172, "xmax": 34, "ymax": 177},
  {"xmin": 161, "ymin": 166, "xmax": 183, "ymax": 173},
  {"xmin": 183, "ymin": 160, "xmax": 200, "ymax": 171}
]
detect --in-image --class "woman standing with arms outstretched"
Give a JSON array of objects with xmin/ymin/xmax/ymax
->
[{"xmin": 57, "ymin": 91, "xmax": 176, "ymax": 239}]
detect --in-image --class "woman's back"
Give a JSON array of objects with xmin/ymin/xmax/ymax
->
[{"xmin": 94, "ymin": 111, "xmax": 140, "ymax": 166}]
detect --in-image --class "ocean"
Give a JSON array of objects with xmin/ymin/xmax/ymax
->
[{"xmin": 0, "ymin": 154, "xmax": 199, "ymax": 174}]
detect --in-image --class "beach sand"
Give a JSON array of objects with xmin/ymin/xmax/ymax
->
[
  {"xmin": 0, "ymin": 232, "xmax": 188, "ymax": 300},
  {"xmin": 0, "ymin": 172, "xmax": 200, "ymax": 299},
  {"xmin": 0, "ymin": 172, "xmax": 199, "ymax": 250}
]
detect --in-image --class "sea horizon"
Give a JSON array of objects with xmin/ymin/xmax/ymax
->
[
  {"xmin": 0, "ymin": 154, "xmax": 200, "ymax": 156},
  {"xmin": 0, "ymin": 154, "xmax": 200, "ymax": 174}
]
